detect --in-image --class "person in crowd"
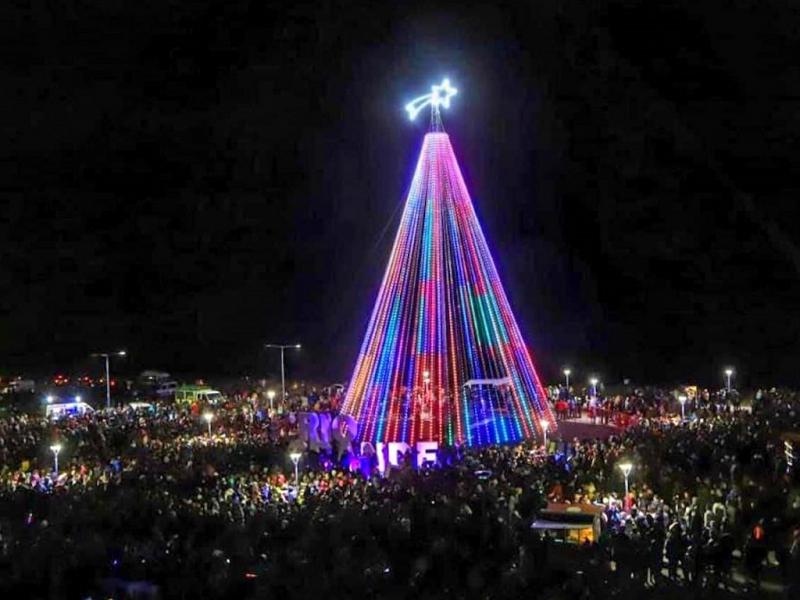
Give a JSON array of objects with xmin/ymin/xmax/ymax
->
[{"xmin": 0, "ymin": 384, "xmax": 798, "ymax": 598}]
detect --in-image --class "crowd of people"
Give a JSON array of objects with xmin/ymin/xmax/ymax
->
[
  {"xmin": 548, "ymin": 384, "xmax": 743, "ymax": 427},
  {"xmin": 0, "ymin": 383, "xmax": 798, "ymax": 598}
]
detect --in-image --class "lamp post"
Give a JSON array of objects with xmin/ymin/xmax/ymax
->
[
  {"xmin": 563, "ymin": 368, "xmax": 571, "ymax": 389},
  {"xmin": 541, "ymin": 420, "xmax": 549, "ymax": 449},
  {"xmin": 590, "ymin": 377, "xmax": 599, "ymax": 397},
  {"xmin": 90, "ymin": 350, "xmax": 126, "ymax": 409},
  {"xmin": 289, "ymin": 452, "xmax": 301, "ymax": 488},
  {"xmin": 724, "ymin": 368, "xmax": 734, "ymax": 392},
  {"xmin": 618, "ymin": 462, "xmax": 633, "ymax": 499},
  {"xmin": 267, "ymin": 389, "xmax": 276, "ymax": 412},
  {"xmin": 678, "ymin": 394, "xmax": 687, "ymax": 420},
  {"xmin": 203, "ymin": 412, "xmax": 214, "ymax": 436},
  {"xmin": 50, "ymin": 444, "xmax": 62, "ymax": 475},
  {"xmin": 265, "ymin": 343, "xmax": 302, "ymax": 404}
]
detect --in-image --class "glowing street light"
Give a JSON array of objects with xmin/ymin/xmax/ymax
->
[
  {"xmin": 203, "ymin": 412, "xmax": 214, "ymax": 436},
  {"xmin": 289, "ymin": 452, "xmax": 302, "ymax": 488},
  {"xmin": 267, "ymin": 389, "xmax": 276, "ymax": 412},
  {"xmin": 724, "ymin": 367, "xmax": 734, "ymax": 392},
  {"xmin": 678, "ymin": 394, "xmax": 687, "ymax": 420},
  {"xmin": 618, "ymin": 462, "xmax": 633, "ymax": 499},
  {"xmin": 541, "ymin": 420, "xmax": 549, "ymax": 449},
  {"xmin": 50, "ymin": 443, "xmax": 62, "ymax": 475},
  {"xmin": 265, "ymin": 343, "xmax": 302, "ymax": 405},
  {"xmin": 90, "ymin": 350, "xmax": 126, "ymax": 409},
  {"xmin": 563, "ymin": 368, "xmax": 571, "ymax": 389},
  {"xmin": 46, "ymin": 395, "xmax": 54, "ymax": 404},
  {"xmin": 589, "ymin": 377, "xmax": 599, "ymax": 397}
]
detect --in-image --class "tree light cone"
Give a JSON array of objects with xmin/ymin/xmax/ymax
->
[{"xmin": 341, "ymin": 131, "xmax": 555, "ymax": 446}]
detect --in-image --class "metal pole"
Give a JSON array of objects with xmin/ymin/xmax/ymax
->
[
  {"xmin": 624, "ymin": 475, "xmax": 629, "ymax": 499},
  {"xmin": 565, "ymin": 372, "xmax": 570, "ymax": 389},
  {"xmin": 280, "ymin": 347, "xmax": 286, "ymax": 404},
  {"xmin": 294, "ymin": 462, "xmax": 299, "ymax": 488},
  {"xmin": 105, "ymin": 354, "xmax": 111, "ymax": 409}
]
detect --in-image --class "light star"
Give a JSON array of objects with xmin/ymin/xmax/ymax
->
[
  {"xmin": 405, "ymin": 78, "xmax": 459, "ymax": 120},
  {"xmin": 431, "ymin": 78, "xmax": 457, "ymax": 109}
]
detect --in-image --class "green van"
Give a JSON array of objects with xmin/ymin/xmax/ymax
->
[{"xmin": 174, "ymin": 385, "xmax": 224, "ymax": 406}]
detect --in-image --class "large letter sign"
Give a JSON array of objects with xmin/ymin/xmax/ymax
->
[{"xmin": 375, "ymin": 441, "xmax": 439, "ymax": 473}]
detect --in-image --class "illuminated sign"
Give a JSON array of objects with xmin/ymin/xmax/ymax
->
[{"xmin": 376, "ymin": 441, "xmax": 439, "ymax": 471}]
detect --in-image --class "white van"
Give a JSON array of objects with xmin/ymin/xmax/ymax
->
[
  {"xmin": 46, "ymin": 401, "xmax": 95, "ymax": 420},
  {"xmin": 154, "ymin": 381, "xmax": 178, "ymax": 397}
]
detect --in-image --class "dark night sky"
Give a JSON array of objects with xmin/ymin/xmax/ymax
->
[{"xmin": 1, "ymin": 1, "xmax": 799, "ymax": 387}]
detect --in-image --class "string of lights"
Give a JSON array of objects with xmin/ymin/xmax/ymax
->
[{"xmin": 342, "ymin": 121, "xmax": 556, "ymax": 446}]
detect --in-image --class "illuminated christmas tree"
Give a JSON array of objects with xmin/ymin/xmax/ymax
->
[{"xmin": 342, "ymin": 79, "xmax": 555, "ymax": 446}]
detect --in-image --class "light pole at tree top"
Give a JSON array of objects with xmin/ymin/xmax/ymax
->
[
  {"xmin": 678, "ymin": 394, "xmax": 687, "ymax": 420},
  {"xmin": 290, "ymin": 452, "xmax": 301, "ymax": 489},
  {"xmin": 541, "ymin": 420, "xmax": 549, "ymax": 449},
  {"xmin": 267, "ymin": 389, "xmax": 276, "ymax": 412},
  {"xmin": 203, "ymin": 412, "xmax": 213, "ymax": 436},
  {"xmin": 618, "ymin": 462, "xmax": 633, "ymax": 500},
  {"xmin": 590, "ymin": 377, "xmax": 599, "ymax": 397},
  {"xmin": 265, "ymin": 343, "xmax": 302, "ymax": 404},
  {"xmin": 563, "ymin": 368, "xmax": 571, "ymax": 389},
  {"xmin": 50, "ymin": 443, "xmax": 62, "ymax": 475},
  {"xmin": 724, "ymin": 367, "xmax": 734, "ymax": 392},
  {"xmin": 90, "ymin": 350, "xmax": 126, "ymax": 409}
]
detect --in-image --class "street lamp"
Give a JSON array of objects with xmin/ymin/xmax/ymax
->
[
  {"xmin": 46, "ymin": 395, "xmax": 54, "ymax": 404},
  {"xmin": 50, "ymin": 443, "xmax": 62, "ymax": 475},
  {"xmin": 563, "ymin": 368, "xmax": 571, "ymax": 389},
  {"xmin": 541, "ymin": 420, "xmax": 549, "ymax": 449},
  {"xmin": 267, "ymin": 389, "xmax": 276, "ymax": 412},
  {"xmin": 265, "ymin": 343, "xmax": 302, "ymax": 404},
  {"xmin": 203, "ymin": 412, "xmax": 214, "ymax": 436},
  {"xmin": 724, "ymin": 367, "xmax": 734, "ymax": 392},
  {"xmin": 90, "ymin": 350, "xmax": 126, "ymax": 409},
  {"xmin": 678, "ymin": 394, "xmax": 687, "ymax": 420},
  {"xmin": 589, "ymin": 377, "xmax": 599, "ymax": 397},
  {"xmin": 618, "ymin": 462, "xmax": 633, "ymax": 499},
  {"xmin": 289, "ymin": 452, "xmax": 302, "ymax": 488}
]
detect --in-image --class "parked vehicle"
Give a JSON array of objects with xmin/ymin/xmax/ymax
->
[
  {"xmin": 136, "ymin": 371, "xmax": 178, "ymax": 399},
  {"xmin": 1, "ymin": 378, "xmax": 36, "ymax": 394},
  {"xmin": 46, "ymin": 400, "xmax": 95, "ymax": 420},
  {"xmin": 174, "ymin": 385, "xmax": 224, "ymax": 407}
]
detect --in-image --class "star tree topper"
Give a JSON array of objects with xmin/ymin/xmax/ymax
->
[{"xmin": 404, "ymin": 78, "xmax": 458, "ymax": 121}]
